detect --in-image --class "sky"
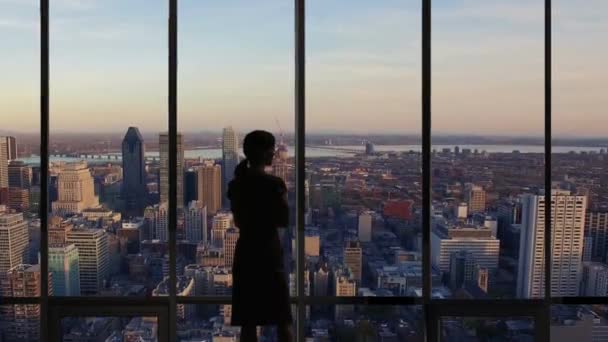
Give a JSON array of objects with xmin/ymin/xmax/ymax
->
[{"xmin": 0, "ymin": 0, "xmax": 606, "ymax": 137}]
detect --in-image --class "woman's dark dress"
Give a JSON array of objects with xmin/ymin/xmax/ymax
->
[{"xmin": 228, "ymin": 171, "xmax": 292, "ymax": 326}]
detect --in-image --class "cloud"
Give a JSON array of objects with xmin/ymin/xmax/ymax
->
[{"xmin": 0, "ymin": 18, "xmax": 37, "ymax": 32}]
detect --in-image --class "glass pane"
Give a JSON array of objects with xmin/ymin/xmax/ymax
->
[
  {"xmin": 49, "ymin": 1, "xmax": 167, "ymax": 296},
  {"xmin": 552, "ymin": 1, "xmax": 608, "ymax": 297},
  {"xmin": 551, "ymin": 305, "xmax": 608, "ymax": 342},
  {"xmin": 61, "ymin": 316, "xmax": 158, "ymax": 341},
  {"xmin": 0, "ymin": 305, "xmax": 40, "ymax": 342},
  {"xmin": 307, "ymin": 0, "xmax": 422, "ymax": 298},
  {"xmin": 178, "ymin": 1, "xmax": 295, "ymax": 297},
  {"xmin": 1, "ymin": 1, "xmax": 40, "ymax": 299},
  {"xmin": 177, "ymin": 305, "xmax": 297, "ymax": 341},
  {"xmin": 308, "ymin": 306, "xmax": 424, "ymax": 341},
  {"xmin": 432, "ymin": 0, "xmax": 544, "ymax": 299},
  {"xmin": 441, "ymin": 316, "xmax": 535, "ymax": 341}
]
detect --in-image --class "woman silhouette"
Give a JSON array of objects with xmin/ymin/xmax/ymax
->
[{"xmin": 228, "ymin": 130, "xmax": 293, "ymax": 342}]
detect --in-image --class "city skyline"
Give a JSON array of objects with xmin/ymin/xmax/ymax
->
[{"xmin": 1, "ymin": 0, "xmax": 607, "ymax": 135}]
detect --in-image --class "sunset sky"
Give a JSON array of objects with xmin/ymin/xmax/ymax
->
[{"xmin": 1, "ymin": 0, "xmax": 606, "ymax": 137}]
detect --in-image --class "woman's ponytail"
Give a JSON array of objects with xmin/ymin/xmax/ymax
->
[{"xmin": 234, "ymin": 158, "xmax": 249, "ymax": 178}]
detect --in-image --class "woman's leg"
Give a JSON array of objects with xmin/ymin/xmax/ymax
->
[
  {"xmin": 240, "ymin": 325, "xmax": 257, "ymax": 342},
  {"xmin": 277, "ymin": 324, "xmax": 293, "ymax": 342}
]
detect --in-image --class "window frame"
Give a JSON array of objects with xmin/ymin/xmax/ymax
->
[{"xmin": 3, "ymin": 0, "xmax": 604, "ymax": 341}]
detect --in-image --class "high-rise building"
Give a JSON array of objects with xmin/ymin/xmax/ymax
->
[
  {"xmin": 185, "ymin": 201, "xmax": 207, "ymax": 244},
  {"xmin": 223, "ymin": 228, "xmax": 239, "ymax": 268},
  {"xmin": 211, "ymin": 212, "xmax": 233, "ymax": 248},
  {"xmin": 48, "ymin": 216, "xmax": 73, "ymax": 245},
  {"xmin": 581, "ymin": 262, "xmax": 608, "ymax": 296},
  {"xmin": 51, "ymin": 162, "xmax": 99, "ymax": 215},
  {"xmin": 66, "ymin": 228, "xmax": 109, "ymax": 295},
  {"xmin": 4, "ymin": 136, "xmax": 17, "ymax": 161},
  {"xmin": 335, "ymin": 269, "xmax": 356, "ymax": 320},
  {"xmin": 121, "ymin": 127, "xmax": 147, "ymax": 217},
  {"xmin": 222, "ymin": 127, "xmax": 239, "ymax": 207},
  {"xmin": 7, "ymin": 187, "xmax": 29, "ymax": 212},
  {"xmin": 449, "ymin": 250, "xmax": 478, "ymax": 290},
  {"xmin": 184, "ymin": 169, "xmax": 198, "ymax": 204},
  {"xmin": 358, "ymin": 211, "xmax": 373, "ymax": 242},
  {"xmin": 344, "ymin": 240, "xmax": 362, "ymax": 283},
  {"xmin": 465, "ymin": 184, "xmax": 486, "ymax": 213},
  {"xmin": 8, "ymin": 160, "xmax": 32, "ymax": 189},
  {"xmin": 0, "ymin": 212, "xmax": 29, "ymax": 282},
  {"xmin": 313, "ymin": 264, "xmax": 329, "ymax": 296},
  {"xmin": 4, "ymin": 264, "xmax": 46, "ymax": 341},
  {"xmin": 585, "ymin": 210, "xmax": 608, "ymax": 262},
  {"xmin": 272, "ymin": 140, "xmax": 289, "ymax": 183},
  {"xmin": 431, "ymin": 222, "xmax": 499, "ymax": 273},
  {"xmin": 0, "ymin": 137, "xmax": 8, "ymax": 188},
  {"xmin": 517, "ymin": 191, "xmax": 586, "ymax": 298},
  {"xmin": 196, "ymin": 162, "xmax": 222, "ymax": 214},
  {"xmin": 159, "ymin": 132, "xmax": 184, "ymax": 208},
  {"xmin": 49, "ymin": 243, "xmax": 81, "ymax": 296}
]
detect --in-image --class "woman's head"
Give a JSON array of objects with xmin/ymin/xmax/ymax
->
[{"xmin": 234, "ymin": 130, "xmax": 276, "ymax": 178}]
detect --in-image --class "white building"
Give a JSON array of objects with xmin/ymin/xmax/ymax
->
[
  {"xmin": 517, "ymin": 191, "xmax": 586, "ymax": 298},
  {"xmin": 66, "ymin": 228, "xmax": 109, "ymax": 295}
]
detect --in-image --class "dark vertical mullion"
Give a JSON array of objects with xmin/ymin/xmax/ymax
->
[
  {"xmin": 295, "ymin": 0, "xmax": 306, "ymax": 340},
  {"xmin": 168, "ymin": 0, "xmax": 178, "ymax": 341},
  {"xmin": 542, "ymin": 0, "xmax": 552, "ymax": 340},
  {"xmin": 422, "ymin": 0, "xmax": 431, "ymax": 303},
  {"xmin": 40, "ymin": 0, "xmax": 49, "ymax": 341},
  {"xmin": 423, "ymin": 0, "xmax": 435, "ymax": 339}
]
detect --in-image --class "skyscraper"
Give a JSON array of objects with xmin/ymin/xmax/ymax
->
[
  {"xmin": 8, "ymin": 160, "xmax": 32, "ymax": 189},
  {"xmin": 159, "ymin": 132, "xmax": 184, "ymax": 208},
  {"xmin": 343, "ymin": 240, "xmax": 362, "ymax": 283},
  {"xmin": 66, "ymin": 228, "xmax": 109, "ymax": 295},
  {"xmin": 449, "ymin": 250, "xmax": 478, "ymax": 290},
  {"xmin": 185, "ymin": 201, "xmax": 207, "ymax": 244},
  {"xmin": 49, "ymin": 243, "xmax": 81, "ymax": 296},
  {"xmin": 465, "ymin": 184, "xmax": 486, "ymax": 213},
  {"xmin": 585, "ymin": 210, "xmax": 608, "ymax": 261},
  {"xmin": 581, "ymin": 261, "xmax": 608, "ymax": 296},
  {"xmin": 223, "ymin": 227, "xmax": 239, "ymax": 268},
  {"xmin": 517, "ymin": 191, "xmax": 587, "ymax": 298},
  {"xmin": 4, "ymin": 264, "xmax": 46, "ymax": 341},
  {"xmin": 358, "ymin": 211, "xmax": 373, "ymax": 242},
  {"xmin": 222, "ymin": 127, "xmax": 239, "ymax": 207},
  {"xmin": 0, "ymin": 137, "xmax": 8, "ymax": 188},
  {"xmin": 211, "ymin": 212, "xmax": 233, "ymax": 248},
  {"xmin": 121, "ymin": 127, "xmax": 147, "ymax": 217},
  {"xmin": 4, "ymin": 136, "xmax": 17, "ymax": 161},
  {"xmin": 51, "ymin": 162, "xmax": 99, "ymax": 216},
  {"xmin": 0, "ymin": 212, "xmax": 29, "ymax": 282},
  {"xmin": 196, "ymin": 162, "xmax": 222, "ymax": 215}
]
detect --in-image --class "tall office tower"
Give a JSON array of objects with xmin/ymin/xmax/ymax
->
[
  {"xmin": 48, "ymin": 216, "xmax": 73, "ymax": 245},
  {"xmin": 211, "ymin": 212, "xmax": 233, "ymax": 247},
  {"xmin": 223, "ymin": 228, "xmax": 239, "ymax": 268},
  {"xmin": 222, "ymin": 127, "xmax": 239, "ymax": 207},
  {"xmin": 343, "ymin": 240, "xmax": 362, "ymax": 283},
  {"xmin": 358, "ymin": 211, "xmax": 373, "ymax": 242},
  {"xmin": 185, "ymin": 201, "xmax": 207, "ymax": 243},
  {"xmin": 271, "ymin": 140, "xmax": 289, "ymax": 183},
  {"xmin": 155, "ymin": 203, "xmax": 169, "ymax": 241},
  {"xmin": 313, "ymin": 264, "xmax": 330, "ymax": 296},
  {"xmin": 196, "ymin": 162, "xmax": 222, "ymax": 215},
  {"xmin": 583, "ymin": 236, "xmax": 594, "ymax": 262},
  {"xmin": 66, "ymin": 228, "xmax": 109, "ymax": 295},
  {"xmin": 49, "ymin": 244, "xmax": 81, "ymax": 296},
  {"xmin": 4, "ymin": 136, "xmax": 17, "ymax": 160},
  {"xmin": 184, "ymin": 169, "xmax": 197, "ymax": 204},
  {"xmin": 517, "ymin": 191, "xmax": 587, "ymax": 298},
  {"xmin": 4, "ymin": 264, "xmax": 45, "ymax": 341},
  {"xmin": 159, "ymin": 132, "xmax": 184, "ymax": 208},
  {"xmin": 7, "ymin": 187, "xmax": 29, "ymax": 211},
  {"xmin": 431, "ymin": 222, "xmax": 499, "ymax": 273},
  {"xmin": 51, "ymin": 162, "xmax": 99, "ymax": 216},
  {"xmin": 0, "ymin": 212, "xmax": 29, "ymax": 283},
  {"xmin": 465, "ymin": 184, "xmax": 486, "ymax": 214},
  {"xmin": 581, "ymin": 262, "xmax": 608, "ymax": 296},
  {"xmin": 121, "ymin": 127, "xmax": 147, "ymax": 217},
  {"xmin": 8, "ymin": 160, "xmax": 32, "ymax": 189},
  {"xmin": 585, "ymin": 210, "xmax": 608, "ymax": 261},
  {"xmin": 335, "ymin": 269, "xmax": 357, "ymax": 320},
  {"xmin": 0, "ymin": 137, "xmax": 8, "ymax": 188},
  {"xmin": 449, "ymin": 250, "xmax": 478, "ymax": 290}
]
